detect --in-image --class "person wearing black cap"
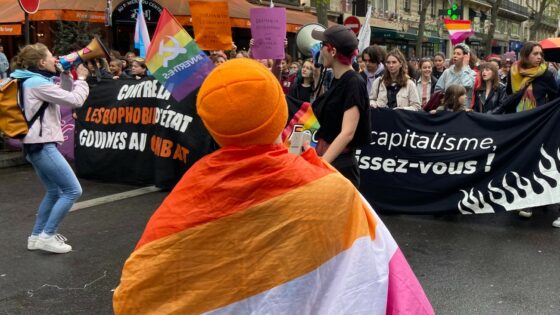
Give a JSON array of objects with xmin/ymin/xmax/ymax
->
[{"xmin": 310, "ymin": 25, "xmax": 371, "ymax": 188}]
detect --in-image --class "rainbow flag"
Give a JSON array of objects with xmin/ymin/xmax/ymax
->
[
  {"xmin": 113, "ymin": 145, "xmax": 434, "ymax": 314},
  {"xmin": 443, "ymin": 18, "xmax": 474, "ymax": 45},
  {"xmin": 283, "ymin": 98, "xmax": 320, "ymax": 148},
  {"xmin": 145, "ymin": 9, "xmax": 214, "ymax": 102}
]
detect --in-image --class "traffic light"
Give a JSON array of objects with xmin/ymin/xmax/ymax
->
[{"xmin": 447, "ymin": 3, "xmax": 461, "ymax": 20}]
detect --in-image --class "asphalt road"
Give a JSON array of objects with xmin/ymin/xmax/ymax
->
[{"xmin": 0, "ymin": 164, "xmax": 558, "ymax": 314}]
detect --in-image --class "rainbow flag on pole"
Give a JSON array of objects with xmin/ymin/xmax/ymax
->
[
  {"xmin": 113, "ymin": 145, "xmax": 434, "ymax": 314},
  {"xmin": 283, "ymin": 98, "xmax": 320, "ymax": 148},
  {"xmin": 145, "ymin": 9, "xmax": 214, "ymax": 102},
  {"xmin": 443, "ymin": 18, "xmax": 474, "ymax": 45}
]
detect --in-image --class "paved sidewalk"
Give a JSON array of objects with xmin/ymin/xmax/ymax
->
[{"xmin": 0, "ymin": 150, "xmax": 27, "ymax": 169}]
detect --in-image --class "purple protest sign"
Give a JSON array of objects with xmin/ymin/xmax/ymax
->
[
  {"xmin": 58, "ymin": 106, "xmax": 75, "ymax": 160},
  {"xmin": 250, "ymin": 8, "xmax": 286, "ymax": 60}
]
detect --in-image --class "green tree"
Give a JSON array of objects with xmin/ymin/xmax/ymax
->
[
  {"xmin": 316, "ymin": 0, "xmax": 330, "ymax": 26},
  {"xmin": 52, "ymin": 19, "xmax": 101, "ymax": 55},
  {"xmin": 483, "ymin": 0, "xmax": 503, "ymax": 56},
  {"xmin": 527, "ymin": 0, "xmax": 553, "ymax": 40},
  {"xmin": 416, "ymin": 0, "xmax": 431, "ymax": 59}
]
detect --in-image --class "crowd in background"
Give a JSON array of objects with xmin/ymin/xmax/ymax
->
[
  {"xmin": 202, "ymin": 38, "xmax": 560, "ymax": 228},
  {"xmin": 1, "ymin": 34, "xmax": 559, "ymax": 227}
]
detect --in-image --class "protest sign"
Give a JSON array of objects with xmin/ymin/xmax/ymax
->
[
  {"xmin": 190, "ymin": 0, "xmax": 232, "ymax": 50},
  {"xmin": 250, "ymin": 8, "xmax": 286, "ymax": 59}
]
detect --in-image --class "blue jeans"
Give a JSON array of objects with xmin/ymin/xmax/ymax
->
[{"xmin": 26, "ymin": 143, "xmax": 82, "ymax": 235}]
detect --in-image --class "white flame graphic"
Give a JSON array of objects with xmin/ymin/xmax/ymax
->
[{"xmin": 458, "ymin": 146, "xmax": 560, "ymax": 214}]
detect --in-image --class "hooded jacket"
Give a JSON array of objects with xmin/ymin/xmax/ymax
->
[{"xmin": 10, "ymin": 69, "xmax": 89, "ymax": 144}]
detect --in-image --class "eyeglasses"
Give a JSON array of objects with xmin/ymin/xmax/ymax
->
[{"xmin": 320, "ymin": 41, "xmax": 329, "ymax": 48}]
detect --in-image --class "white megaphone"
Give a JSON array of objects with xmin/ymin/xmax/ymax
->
[{"xmin": 295, "ymin": 23, "xmax": 326, "ymax": 57}]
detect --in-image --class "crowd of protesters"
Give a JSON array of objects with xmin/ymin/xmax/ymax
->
[
  {"xmin": 2, "ymin": 30, "xmax": 559, "ymax": 248},
  {"xmin": 204, "ymin": 35, "xmax": 560, "ymax": 228}
]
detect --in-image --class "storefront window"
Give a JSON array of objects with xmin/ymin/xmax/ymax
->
[{"xmin": 374, "ymin": 0, "xmax": 389, "ymax": 14}]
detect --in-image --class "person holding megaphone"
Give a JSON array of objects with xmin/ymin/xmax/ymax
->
[{"xmin": 10, "ymin": 43, "xmax": 90, "ymax": 254}]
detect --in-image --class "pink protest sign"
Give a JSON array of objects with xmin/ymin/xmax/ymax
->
[{"xmin": 250, "ymin": 8, "xmax": 286, "ymax": 60}]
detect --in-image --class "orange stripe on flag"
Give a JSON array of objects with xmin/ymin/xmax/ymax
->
[
  {"xmin": 135, "ymin": 145, "xmax": 333, "ymax": 249},
  {"xmin": 113, "ymin": 173, "xmax": 377, "ymax": 314}
]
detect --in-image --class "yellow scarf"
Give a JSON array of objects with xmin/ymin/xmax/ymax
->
[{"xmin": 510, "ymin": 62, "xmax": 547, "ymax": 112}]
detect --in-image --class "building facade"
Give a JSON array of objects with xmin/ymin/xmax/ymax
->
[{"xmin": 314, "ymin": 0, "xmax": 559, "ymax": 59}]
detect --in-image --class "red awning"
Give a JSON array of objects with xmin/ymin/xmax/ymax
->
[{"xmin": 0, "ymin": 0, "xmax": 326, "ymax": 33}]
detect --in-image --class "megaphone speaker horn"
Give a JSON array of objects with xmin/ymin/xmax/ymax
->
[
  {"xmin": 296, "ymin": 23, "xmax": 326, "ymax": 57},
  {"xmin": 58, "ymin": 36, "xmax": 111, "ymax": 71}
]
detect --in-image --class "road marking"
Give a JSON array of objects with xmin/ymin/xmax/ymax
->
[{"xmin": 70, "ymin": 186, "xmax": 161, "ymax": 212}]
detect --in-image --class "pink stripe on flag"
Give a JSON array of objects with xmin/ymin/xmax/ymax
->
[
  {"xmin": 386, "ymin": 248, "xmax": 435, "ymax": 315},
  {"xmin": 449, "ymin": 31, "xmax": 474, "ymax": 45}
]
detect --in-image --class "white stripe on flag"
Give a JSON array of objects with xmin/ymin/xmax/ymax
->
[
  {"xmin": 206, "ymin": 237, "xmax": 393, "ymax": 315},
  {"xmin": 207, "ymin": 196, "xmax": 400, "ymax": 314},
  {"xmin": 134, "ymin": 1, "xmax": 151, "ymax": 58}
]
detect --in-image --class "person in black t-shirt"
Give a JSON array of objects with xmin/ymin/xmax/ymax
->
[{"xmin": 310, "ymin": 25, "xmax": 371, "ymax": 188}]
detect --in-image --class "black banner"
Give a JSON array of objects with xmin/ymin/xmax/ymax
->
[
  {"xmin": 359, "ymin": 101, "xmax": 560, "ymax": 214},
  {"xmin": 75, "ymin": 78, "xmax": 214, "ymax": 189}
]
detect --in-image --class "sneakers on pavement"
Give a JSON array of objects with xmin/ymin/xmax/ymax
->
[
  {"xmin": 27, "ymin": 235, "xmax": 38, "ymax": 250},
  {"xmin": 553, "ymin": 217, "xmax": 560, "ymax": 228},
  {"xmin": 518, "ymin": 209, "xmax": 533, "ymax": 218},
  {"xmin": 35, "ymin": 234, "xmax": 72, "ymax": 254}
]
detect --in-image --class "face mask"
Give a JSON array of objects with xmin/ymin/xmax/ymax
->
[{"xmin": 289, "ymin": 68, "xmax": 298, "ymax": 75}]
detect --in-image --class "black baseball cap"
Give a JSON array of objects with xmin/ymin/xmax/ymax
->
[{"xmin": 311, "ymin": 25, "xmax": 358, "ymax": 56}]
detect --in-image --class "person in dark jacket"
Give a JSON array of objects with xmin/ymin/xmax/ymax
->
[
  {"xmin": 473, "ymin": 62, "xmax": 507, "ymax": 113},
  {"xmin": 360, "ymin": 45, "xmax": 386, "ymax": 96},
  {"xmin": 506, "ymin": 41, "xmax": 558, "ymax": 111},
  {"xmin": 506, "ymin": 42, "xmax": 559, "ymax": 222}
]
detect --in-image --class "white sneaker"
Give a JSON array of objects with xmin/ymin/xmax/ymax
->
[
  {"xmin": 553, "ymin": 217, "xmax": 560, "ymax": 228},
  {"xmin": 27, "ymin": 235, "xmax": 38, "ymax": 250},
  {"xmin": 35, "ymin": 234, "xmax": 72, "ymax": 254},
  {"xmin": 519, "ymin": 209, "xmax": 533, "ymax": 218}
]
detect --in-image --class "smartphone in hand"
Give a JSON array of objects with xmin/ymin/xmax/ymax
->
[{"xmin": 289, "ymin": 131, "xmax": 311, "ymax": 155}]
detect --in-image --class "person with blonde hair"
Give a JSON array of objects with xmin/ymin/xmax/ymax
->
[
  {"xmin": 10, "ymin": 43, "xmax": 89, "ymax": 253},
  {"xmin": 130, "ymin": 57, "xmax": 147, "ymax": 79},
  {"xmin": 370, "ymin": 49, "xmax": 421, "ymax": 111}
]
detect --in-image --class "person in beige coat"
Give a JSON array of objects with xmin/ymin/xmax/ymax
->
[{"xmin": 370, "ymin": 49, "xmax": 421, "ymax": 111}]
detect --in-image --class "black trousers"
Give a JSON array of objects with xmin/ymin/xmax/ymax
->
[{"xmin": 331, "ymin": 150, "xmax": 360, "ymax": 188}]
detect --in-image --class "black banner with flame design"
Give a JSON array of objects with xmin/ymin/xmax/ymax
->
[{"xmin": 358, "ymin": 101, "xmax": 560, "ymax": 214}]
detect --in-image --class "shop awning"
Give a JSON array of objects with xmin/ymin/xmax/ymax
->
[
  {"xmin": 372, "ymin": 28, "xmax": 416, "ymax": 41},
  {"xmin": 0, "ymin": 0, "xmax": 324, "ymax": 33},
  {"xmin": 371, "ymin": 28, "xmax": 446, "ymax": 44}
]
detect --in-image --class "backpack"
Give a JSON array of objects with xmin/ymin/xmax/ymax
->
[{"xmin": 0, "ymin": 78, "xmax": 48, "ymax": 139}]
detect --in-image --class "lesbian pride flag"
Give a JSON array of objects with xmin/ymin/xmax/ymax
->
[
  {"xmin": 443, "ymin": 18, "xmax": 474, "ymax": 45},
  {"xmin": 113, "ymin": 145, "xmax": 434, "ymax": 314},
  {"xmin": 145, "ymin": 9, "xmax": 214, "ymax": 102}
]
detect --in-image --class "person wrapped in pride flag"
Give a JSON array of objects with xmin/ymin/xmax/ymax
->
[{"xmin": 113, "ymin": 58, "xmax": 434, "ymax": 314}]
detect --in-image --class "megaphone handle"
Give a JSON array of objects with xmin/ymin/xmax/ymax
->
[
  {"xmin": 313, "ymin": 65, "xmax": 326, "ymax": 99},
  {"xmin": 91, "ymin": 61, "xmax": 102, "ymax": 83}
]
